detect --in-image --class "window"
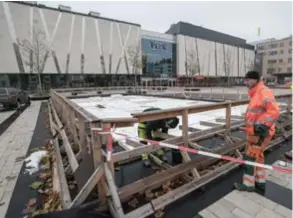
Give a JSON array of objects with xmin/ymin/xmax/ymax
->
[
  {"xmin": 278, "ymin": 68, "xmax": 282, "ymax": 72},
  {"xmin": 290, "ymin": 41, "xmax": 292, "ymax": 46},
  {"xmin": 269, "ymin": 44, "xmax": 278, "ymax": 49},
  {"xmin": 289, "ymin": 58, "xmax": 292, "ymax": 63},
  {"xmin": 258, "ymin": 45, "xmax": 265, "ymax": 50},
  {"xmin": 280, "ymin": 50, "xmax": 284, "ymax": 54},
  {"xmin": 0, "ymin": 88, "xmax": 7, "ymax": 95},
  {"xmin": 269, "ymin": 51, "xmax": 278, "ymax": 56},
  {"xmin": 280, "ymin": 42, "xmax": 284, "ymax": 47},
  {"xmin": 268, "ymin": 60, "xmax": 277, "ymax": 64},
  {"xmin": 279, "ymin": 59, "xmax": 283, "ymax": 63},
  {"xmin": 289, "ymin": 48, "xmax": 292, "ymax": 54},
  {"xmin": 288, "ymin": 67, "xmax": 292, "ymax": 72},
  {"xmin": 267, "ymin": 68, "xmax": 275, "ymax": 74},
  {"xmin": 142, "ymin": 38, "xmax": 177, "ymax": 78}
]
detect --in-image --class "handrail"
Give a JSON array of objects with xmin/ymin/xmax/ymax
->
[{"xmin": 101, "ymin": 94, "xmax": 291, "ymax": 124}]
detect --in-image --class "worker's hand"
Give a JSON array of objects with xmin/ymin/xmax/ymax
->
[{"xmin": 254, "ymin": 124, "xmax": 269, "ymax": 137}]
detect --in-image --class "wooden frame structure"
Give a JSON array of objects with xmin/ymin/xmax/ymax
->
[{"xmin": 48, "ymin": 88, "xmax": 292, "ymax": 217}]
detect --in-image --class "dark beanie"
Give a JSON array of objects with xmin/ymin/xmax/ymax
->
[{"xmin": 245, "ymin": 71, "xmax": 260, "ymax": 80}]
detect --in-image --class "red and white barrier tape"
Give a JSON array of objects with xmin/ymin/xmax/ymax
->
[{"xmin": 92, "ymin": 128, "xmax": 292, "ymax": 175}]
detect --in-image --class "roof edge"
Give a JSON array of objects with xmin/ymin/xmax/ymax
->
[{"xmin": 11, "ymin": 1, "xmax": 141, "ymax": 27}]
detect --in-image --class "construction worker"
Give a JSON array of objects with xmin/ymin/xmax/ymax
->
[
  {"xmin": 138, "ymin": 107, "xmax": 179, "ymax": 167},
  {"xmin": 234, "ymin": 71, "xmax": 280, "ymax": 192}
]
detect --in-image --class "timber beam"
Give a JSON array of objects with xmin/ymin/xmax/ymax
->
[{"xmin": 199, "ymin": 121, "xmax": 223, "ymax": 127}]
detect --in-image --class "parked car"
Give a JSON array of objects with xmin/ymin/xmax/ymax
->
[{"xmin": 0, "ymin": 87, "xmax": 31, "ymax": 109}]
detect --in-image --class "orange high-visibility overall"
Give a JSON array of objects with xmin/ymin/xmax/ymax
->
[{"xmin": 243, "ymin": 81, "xmax": 280, "ymax": 188}]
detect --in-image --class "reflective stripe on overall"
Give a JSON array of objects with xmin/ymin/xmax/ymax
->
[
  {"xmin": 138, "ymin": 123, "xmax": 164, "ymax": 160},
  {"xmin": 243, "ymin": 81, "xmax": 279, "ymax": 188}
]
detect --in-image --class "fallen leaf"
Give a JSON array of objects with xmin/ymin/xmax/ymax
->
[
  {"xmin": 39, "ymin": 172, "xmax": 52, "ymax": 180},
  {"xmin": 40, "ymin": 163, "xmax": 50, "ymax": 170},
  {"xmin": 128, "ymin": 197, "xmax": 139, "ymax": 208},
  {"xmin": 30, "ymin": 147, "xmax": 46, "ymax": 152},
  {"xmin": 30, "ymin": 181, "xmax": 43, "ymax": 190},
  {"xmin": 154, "ymin": 209, "xmax": 164, "ymax": 218},
  {"xmin": 27, "ymin": 198, "xmax": 37, "ymax": 207},
  {"xmin": 0, "ymin": 202, "xmax": 5, "ymax": 206}
]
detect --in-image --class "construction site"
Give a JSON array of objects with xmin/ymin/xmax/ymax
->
[{"xmin": 0, "ymin": 86, "xmax": 291, "ymax": 218}]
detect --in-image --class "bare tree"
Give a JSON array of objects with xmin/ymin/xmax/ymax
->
[
  {"xmin": 186, "ymin": 50, "xmax": 200, "ymax": 76},
  {"xmin": 18, "ymin": 22, "xmax": 49, "ymax": 94},
  {"xmin": 224, "ymin": 49, "xmax": 233, "ymax": 87},
  {"xmin": 246, "ymin": 59, "xmax": 255, "ymax": 71},
  {"xmin": 127, "ymin": 45, "xmax": 143, "ymax": 91}
]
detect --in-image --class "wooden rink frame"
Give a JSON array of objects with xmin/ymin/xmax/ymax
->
[{"xmin": 48, "ymin": 88, "xmax": 292, "ymax": 218}]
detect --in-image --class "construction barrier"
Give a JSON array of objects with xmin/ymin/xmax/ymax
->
[{"xmin": 92, "ymin": 128, "xmax": 293, "ymax": 175}]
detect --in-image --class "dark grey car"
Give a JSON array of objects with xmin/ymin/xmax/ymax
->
[{"xmin": 0, "ymin": 87, "xmax": 31, "ymax": 109}]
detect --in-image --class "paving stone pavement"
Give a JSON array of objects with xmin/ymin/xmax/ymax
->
[
  {"xmin": 0, "ymin": 111, "xmax": 15, "ymax": 124},
  {"xmin": 0, "ymin": 102, "xmax": 41, "ymax": 217},
  {"xmin": 199, "ymin": 159, "xmax": 292, "ymax": 218},
  {"xmin": 267, "ymin": 160, "xmax": 292, "ymax": 190}
]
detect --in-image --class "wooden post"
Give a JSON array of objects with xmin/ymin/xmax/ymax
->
[
  {"xmin": 182, "ymin": 109, "xmax": 189, "ymax": 147},
  {"xmin": 225, "ymin": 102, "xmax": 231, "ymax": 139},
  {"xmin": 181, "ymin": 108, "xmax": 200, "ymax": 178},
  {"xmin": 90, "ymin": 122, "xmax": 108, "ymax": 205},
  {"xmin": 70, "ymin": 109, "xmax": 79, "ymax": 148},
  {"xmin": 78, "ymin": 114, "xmax": 87, "ymax": 155},
  {"xmin": 103, "ymin": 122, "xmax": 115, "ymax": 177}
]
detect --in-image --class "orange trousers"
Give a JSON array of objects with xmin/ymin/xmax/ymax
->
[{"xmin": 242, "ymin": 135, "xmax": 272, "ymax": 188}]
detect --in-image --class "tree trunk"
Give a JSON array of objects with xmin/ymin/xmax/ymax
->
[{"xmin": 37, "ymin": 72, "xmax": 43, "ymax": 95}]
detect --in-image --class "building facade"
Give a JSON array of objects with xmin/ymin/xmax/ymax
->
[
  {"xmin": 0, "ymin": 2, "xmax": 256, "ymax": 90},
  {"xmin": 255, "ymin": 37, "xmax": 292, "ymax": 84}
]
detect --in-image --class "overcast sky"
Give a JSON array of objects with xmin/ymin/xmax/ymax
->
[{"xmin": 43, "ymin": 1, "xmax": 292, "ymax": 42}]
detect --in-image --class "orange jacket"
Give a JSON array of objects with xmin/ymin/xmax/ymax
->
[{"xmin": 245, "ymin": 81, "xmax": 280, "ymax": 136}]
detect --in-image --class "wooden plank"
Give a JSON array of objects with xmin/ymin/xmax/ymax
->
[
  {"xmin": 118, "ymin": 141, "xmax": 246, "ymax": 201},
  {"xmin": 51, "ymin": 101, "xmax": 79, "ymax": 172},
  {"xmin": 90, "ymin": 122, "xmax": 108, "ymax": 204},
  {"xmin": 104, "ymin": 164, "xmax": 125, "ymax": 217},
  {"xmin": 215, "ymin": 118, "xmax": 238, "ymax": 123},
  {"xmin": 225, "ymin": 103, "xmax": 231, "ymax": 138},
  {"xmin": 112, "ymin": 122, "xmax": 245, "ymax": 163},
  {"xmin": 151, "ymin": 162, "xmax": 238, "ymax": 211},
  {"xmin": 49, "ymin": 103, "xmax": 72, "ymax": 209},
  {"xmin": 70, "ymin": 165, "xmax": 104, "ymax": 208},
  {"xmin": 130, "ymin": 132, "xmax": 291, "ymax": 217},
  {"xmin": 124, "ymin": 203, "xmax": 154, "ymax": 218},
  {"xmin": 182, "ymin": 109, "xmax": 189, "ymax": 147},
  {"xmin": 200, "ymin": 121, "xmax": 222, "ymax": 127},
  {"xmin": 78, "ymin": 114, "xmax": 87, "ymax": 155},
  {"xmin": 126, "ymin": 138, "xmax": 142, "ymax": 148},
  {"xmin": 103, "ymin": 123, "xmax": 115, "ymax": 176},
  {"xmin": 179, "ymin": 125, "xmax": 201, "ymax": 132}
]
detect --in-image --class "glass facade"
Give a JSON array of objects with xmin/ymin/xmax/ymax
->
[
  {"xmin": 0, "ymin": 74, "xmax": 139, "ymax": 93},
  {"xmin": 142, "ymin": 38, "xmax": 176, "ymax": 78}
]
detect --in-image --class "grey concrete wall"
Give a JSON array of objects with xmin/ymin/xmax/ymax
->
[{"xmin": 0, "ymin": 2, "xmax": 141, "ymax": 75}]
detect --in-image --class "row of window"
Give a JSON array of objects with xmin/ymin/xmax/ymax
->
[
  {"xmin": 258, "ymin": 41, "xmax": 292, "ymax": 50},
  {"xmin": 267, "ymin": 67, "xmax": 292, "ymax": 74},
  {"xmin": 268, "ymin": 58, "xmax": 292, "ymax": 64},
  {"xmin": 264, "ymin": 49, "xmax": 292, "ymax": 56}
]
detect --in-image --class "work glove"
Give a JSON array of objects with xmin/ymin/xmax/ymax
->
[{"xmin": 254, "ymin": 124, "xmax": 269, "ymax": 137}]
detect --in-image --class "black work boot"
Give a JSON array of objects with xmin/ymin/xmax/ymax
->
[
  {"xmin": 159, "ymin": 154, "xmax": 168, "ymax": 162},
  {"xmin": 255, "ymin": 182, "xmax": 266, "ymax": 193},
  {"xmin": 143, "ymin": 159, "xmax": 151, "ymax": 168},
  {"xmin": 233, "ymin": 183, "xmax": 255, "ymax": 192}
]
